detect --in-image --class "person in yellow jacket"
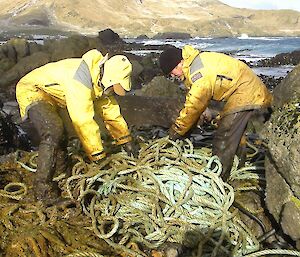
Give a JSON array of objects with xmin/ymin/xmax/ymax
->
[
  {"xmin": 16, "ymin": 49, "xmax": 139, "ymax": 203},
  {"xmin": 159, "ymin": 45, "xmax": 272, "ymax": 181}
]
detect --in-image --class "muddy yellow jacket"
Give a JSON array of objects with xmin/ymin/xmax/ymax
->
[
  {"xmin": 16, "ymin": 49, "xmax": 131, "ymax": 159},
  {"xmin": 173, "ymin": 45, "xmax": 273, "ymax": 135}
]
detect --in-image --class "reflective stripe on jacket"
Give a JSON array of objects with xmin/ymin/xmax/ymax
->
[
  {"xmin": 16, "ymin": 49, "xmax": 131, "ymax": 158},
  {"xmin": 173, "ymin": 45, "xmax": 273, "ymax": 135}
]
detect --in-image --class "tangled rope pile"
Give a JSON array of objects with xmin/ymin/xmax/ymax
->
[
  {"xmin": 2, "ymin": 136, "xmax": 300, "ymax": 256},
  {"xmin": 61, "ymin": 137, "xmax": 265, "ymax": 257}
]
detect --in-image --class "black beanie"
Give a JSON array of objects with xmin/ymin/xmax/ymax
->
[{"xmin": 159, "ymin": 46, "xmax": 182, "ymax": 75}]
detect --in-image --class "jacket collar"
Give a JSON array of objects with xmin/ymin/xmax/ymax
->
[{"xmin": 182, "ymin": 45, "xmax": 200, "ymax": 77}]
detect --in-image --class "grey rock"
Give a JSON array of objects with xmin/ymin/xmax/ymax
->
[
  {"xmin": 265, "ymin": 157, "xmax": 293, "ymax": 222},
  {"xmin": 281, "ymin": 201, "xmax": 300, "ymax": 241},
  {"xmin": 272, "ymin": 64, "xmax": 300, "ymax": 108},
  {"xmin": 260, "ymin": 63, "xmax": 300, "ymax": 249}
]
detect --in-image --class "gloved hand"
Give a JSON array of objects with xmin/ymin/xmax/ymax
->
[
  {"xmin": 90, "ymin": 151, "xmax": 106, "ymax": 164},
  {"xmin": 122, "ymin": 140, "xmax": 140, "ymax": 158},
  {"xmin": 168, "ymin": 126, "xmax": 183, "ymax": 141}
]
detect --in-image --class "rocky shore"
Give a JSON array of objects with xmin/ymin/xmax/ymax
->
[
  {"xmin": 0, "ymin": 28, "xmax": 300, "ymax": 255},
  {"xmin": 1, "ymin": 29, "xmax": 299, "ymax": 100}
]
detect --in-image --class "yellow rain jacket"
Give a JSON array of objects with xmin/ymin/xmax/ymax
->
[
  {"xmin": 173, "ymin": 45, "xmax": 273, "ymax": 135},
  {"xmin": 16, "ymin": 49, "xmax": 132, "ymax": 160}
]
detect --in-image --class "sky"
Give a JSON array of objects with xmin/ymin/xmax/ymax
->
[{"xmin": 219, "ymin": 0, "xmax": 300, "ymax": 12}]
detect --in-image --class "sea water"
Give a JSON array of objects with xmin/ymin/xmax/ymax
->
[
  {"xmin": 125, "ymin": 36, "xmax": 300, "ymax": 77},
  {"xmin": 1, "ymin": 35, "xmax": 299, "ymax": 78}
]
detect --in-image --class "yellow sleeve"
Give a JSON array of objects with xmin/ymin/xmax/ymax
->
[
  {"xmin": 65, "ymin": 80, "xmax": 103, "ymax": 157},
  {"xmin": 174, "ymin": 78, "xmax": 212, "ymax": 135},
  {"xmin": 95, "ymin": 95, "xmax": 132, "ymax": 145}
]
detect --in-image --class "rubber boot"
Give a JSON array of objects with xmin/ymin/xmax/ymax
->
[
  {"xmin": 34, "ymin": 139, "xmax": 61, "ymax": 201},
  {"xmin": 28, "ymin": 102, "xmax": 64, "ymax": 203}
]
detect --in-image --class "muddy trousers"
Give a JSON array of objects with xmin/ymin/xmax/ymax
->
[
  {"xmin": 28, "ymin": 102, "xmax": 65, "ymax": 201},
  {"xmin": 212, "ymin": 110, "xmax": 253, "ymax": 181}
]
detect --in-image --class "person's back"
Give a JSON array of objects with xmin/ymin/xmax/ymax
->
[
  {"xmin": 17, "ymin": 59, "xmax": 82, "ymax": 110},
  {"xmin": 20, "ymin": 58, "xmax": 81, "ymax": 85},
  {"xmin": 181, "ymin": 45, "xmax": 272, "ymax": 116}
]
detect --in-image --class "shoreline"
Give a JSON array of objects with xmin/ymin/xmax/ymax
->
[{"xmin": 0, "ymin": 30, "xmax": 298, "ymax": 95}]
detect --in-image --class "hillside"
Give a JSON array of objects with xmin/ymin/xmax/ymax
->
[{"xmin": 0, "ymin": 0, "xmax": 299, "ymax": 37}]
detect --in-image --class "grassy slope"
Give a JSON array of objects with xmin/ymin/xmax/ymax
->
[{"xmin": 0, "ymin": 0, "xmax": 299, "ymax": 37}]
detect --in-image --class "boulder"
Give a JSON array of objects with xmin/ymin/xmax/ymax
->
[
  {"xmin": 86, "ymin": 37, "xmax": 108, "ymax": 54},
  {"xmin": 272, "ymin": 64, "xmax": 300, "ymax": 107},
  {"xmin": 258, "ymin": 50, "xmax": 300, "ymax": 67},
  {"xmin": 130, "ymin": 59, "xmax": 144, "ymax": 89},
  {"xmin": 0, "ymin": 52, "xmax": 51, "ymax": 98},
  {"xmin": 116, "ymin": 95, "xmax": 182, "ymax": 128},
  {"xmin": 98, "ymin": 28, "xmax": 124, "ymax": 45},
  {"xmin": 0, "ymin": 38, "xmax": 42, "ymax": 74},
  {"xmin": 134, "ymin": 76, "xmax": 185, "ymax": 100},
  {"xmin": 44, "ymin": 35, "xmax": 91, "ymax": 61},
  {"xmin": 136, "ymin": 35, "xmax": 149, "ymax": 40},
  {"xmin": 0, "ymin": 38, "xmax": 29, "ymax": 63},
  {"xmin": 0, "ymin": 33, "xmax": 146, "ymax": 101},
  {"xmin": 261, "ymin": 64, "xmax": 300, "ymax": 248}
]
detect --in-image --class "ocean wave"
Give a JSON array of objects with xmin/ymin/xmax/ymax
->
[{"xmin": 237, "ymin": 35, "xmax": 297, "ymax": 41}]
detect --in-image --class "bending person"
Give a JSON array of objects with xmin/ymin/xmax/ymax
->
[
  {"xmin": 16, "ymin": 49, "xmax": 139, "ymax": 203},
  {"xmin": 159, "ymin": 45, "xmax": 272, "ymax": 181}
]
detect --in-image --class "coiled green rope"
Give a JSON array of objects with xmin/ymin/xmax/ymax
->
[
  {"xmin": 62, "ymin": 137, "xmax": 265, "ymax": 257},
  {"xmin": 0, "ymin": 182, "xmax": 27, "ymax": 200}
]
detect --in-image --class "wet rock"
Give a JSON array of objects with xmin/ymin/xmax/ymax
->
[
  {"xmin": 0, "ymin": 104, "xmax": 32, "ymax": 154},
  {"xmin": 86, "ymin": 37, "xmax": 108, "ymax": 54}
]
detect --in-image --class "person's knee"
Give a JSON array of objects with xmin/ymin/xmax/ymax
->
[{"xmin": 29, "ymin": 102, "xmax": 65, "ymax": 145}]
